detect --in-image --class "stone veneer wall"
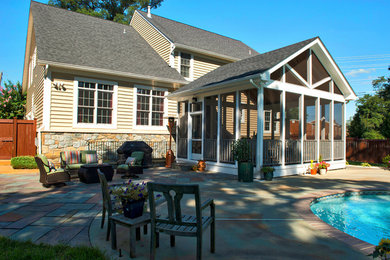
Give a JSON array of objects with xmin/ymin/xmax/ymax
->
[{"xmin": 42, "ymin": 132, "xmax": 173, "ymax": 164}]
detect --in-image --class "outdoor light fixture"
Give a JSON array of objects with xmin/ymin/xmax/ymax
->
[
  {"xmin": 192, "ymin": 97, "xmax": 198, "ymax": 102},
  {"xmin": 165, "ymin": 116, "xmax": 176, "ymax": 168}
]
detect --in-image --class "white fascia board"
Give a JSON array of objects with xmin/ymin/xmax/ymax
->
[
  {"xmin": 38, "ymin": 60, "xmax": 188, "ymax": 85},
  {"xmin": 174, "ymin": 43, "xmax": 240, "ymax": 62},
  {"xmin": 22, "ymin": 11, "xmax": 34, "ymax": 93},
  {"xmin": 132, "ymin": 10, "xmax": 174, "ymax": 44}
]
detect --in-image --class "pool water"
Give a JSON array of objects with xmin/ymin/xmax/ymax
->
[{"xmin": 310, "ymin": 193, "xmax": 390, "ymax": 245}]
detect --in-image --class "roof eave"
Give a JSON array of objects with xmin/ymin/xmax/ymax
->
[
  {"xmin": 174, "ymin": 43, "xmax": 241, "ymax": 62},
  {"xmin": 38, "ymin": 59, "xmax": 188, "ymax": 85},
  {"xmin": 22, "ymin": 8, "xmax": 34, "ymax": 93}
]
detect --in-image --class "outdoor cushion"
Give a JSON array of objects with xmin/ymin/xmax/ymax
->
[
  {"xmin": 47, "ymin": 168, "xmax": 65, "ymax": 175},
  {"xmin": 84, "ymin": 153, "xmax": 98, "ymax": 164},
  {"xmin": 117, "ymin": 164, "xmax": 129, "ymax": 171},
  {"xmin": 48, "ymin": 160, "xmax": 56, "ymax": 172},
  {"xmin": 37, "ymin": 154, "xmax": 50, "ymax": 173},
  {"xmin": 63, "ymin": 151, "xmax": 81, "ymax": 164},
  {"xmin": 65, "ymin": 163, "xmax": 84, "ymax": 170},
  {"xmin": 125, "ymin": 157, "xmax": 136, "ymax": 166},
  {"xmin": 81, "ymin": 150, "xmax": 98, "ymax": 164},
  {"xmin": 130, "ymin": 151, "xmax": 144, "ymax": 166}
]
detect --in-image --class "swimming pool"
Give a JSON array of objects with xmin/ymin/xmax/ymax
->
[{"xmin": 310, "ymin": 191, "xmax": 390, "ymax": 245}]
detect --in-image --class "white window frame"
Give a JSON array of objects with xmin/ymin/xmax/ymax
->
[
  {"xmin": 73, "ymin": 77, "xmax": 118, "ymax": 129},
  {"xmin": 177, "ymin": 51, "xmax": 194, "ymax": 81},
  {"xmin": 264, "ymin": 110, "xmax": 271, "ymax": 133},
  {"xmin": 133, "ymin": 85, "xmax": 168, "ymax": 130}
]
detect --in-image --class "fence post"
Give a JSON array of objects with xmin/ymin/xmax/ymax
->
[{"xmin": 12, "ymin": 117, "xmax": 17, "ymax": 158}]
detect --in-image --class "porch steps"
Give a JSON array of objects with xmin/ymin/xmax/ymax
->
[{"xmin": 172, "ymin": 162, "xmax": 193, "ymax": 171}]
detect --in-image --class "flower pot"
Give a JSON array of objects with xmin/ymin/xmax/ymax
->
[
  {"xmin": 121, "ymin": 198, "xmax": 145, "ymax": 218},
  {"xmin": 264, "ymin": 171, "xmax": 274, "ymax": 181},
  {"xmin": 197, "ymin": 160, "xmax": 206, "ymax": 172},
  {"xmin": 238, "ymin": 162, "xmax": 253, "ymax": 182},
  {"xmin": 310, "ymin": 169, "xmax": 317, "ymax": 175},
  {"xmin": 319, "ymin": 169, "xmax": 327, "ymax": 175}
]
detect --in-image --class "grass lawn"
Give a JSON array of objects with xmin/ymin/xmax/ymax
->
[{"xmin": 0, "ymin": 236, "xmax": 107, "ymax": 259}]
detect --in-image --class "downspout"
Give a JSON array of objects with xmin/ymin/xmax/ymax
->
[{"xmin": 37, "ymin": 125, "xmax": 44, "ymax": 154}]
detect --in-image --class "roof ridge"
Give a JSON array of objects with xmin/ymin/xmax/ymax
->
[
  {"xmin": 138, "ymin": 10, "xmax": 244, "ymax": 43},
  {"xmin": 31, "ymin": 0, "xmax": 131, "ymax": 28}
]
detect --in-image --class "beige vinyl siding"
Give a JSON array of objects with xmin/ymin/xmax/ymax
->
[
  {"xmin": 131, "ymin": 11, "xmax": 171, "ymax": 64},
  {"xmin": 193, "ymin": 55, "xmax": 225, "ymax": 80},
  {"xmin": 26, "ymin": 64, "xmax": 44, "ymax": 127},
  {"xmin": 49, "ymin": 72, "xmax": 176, "ymax": 134},
  {"xmin": 50, "ymin": 73, "xmax": 74, "ymax": 130}
]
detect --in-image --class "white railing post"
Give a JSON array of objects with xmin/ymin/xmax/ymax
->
[
  {"xmin": 217, "ymin": 94, "xmax": 221, "ymax": 164},
  {"xmin": 281, "ymin": 90, "xmax": 286, "ymax": 166},
  {"xmin": 300, "ymin": 94, "xmax": 304, "ymax": 164}
]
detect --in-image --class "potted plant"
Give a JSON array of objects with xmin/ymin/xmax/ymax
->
[
  {"xmin": 232, "ymin": 138, "xmax": 253, "ymax": 182},
  {"xmin": 310, "ymin": 160, "xmax": 317, "ymax": 175},
  {"xmin": 261, "ymin": 166, "xmax": 275, "ymax": 181},
  {"xmin": 110, "ymin": 180, "xmax": 148, "ymax": 218},
  {"xmin": 316, "ymin": 161, "xmax": 330, "ymax": 175}
]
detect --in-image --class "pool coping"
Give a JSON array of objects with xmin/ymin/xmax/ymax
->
[{"xmin": 294, "ymin": 188, "xmax": 390, "ymax": 256}]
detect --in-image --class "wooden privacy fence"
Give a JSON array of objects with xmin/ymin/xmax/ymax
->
[
  {"xmin": 346, "ymin": 138, "xmax": 390, "ymax": 163},
  {"xmin": 0, "ymin": 118, "xmax": 37, "ymax": 159}
]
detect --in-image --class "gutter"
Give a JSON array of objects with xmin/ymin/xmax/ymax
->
[{"xmin": 37, "ymin": 60, "xmax": 188, "ymax": 85}]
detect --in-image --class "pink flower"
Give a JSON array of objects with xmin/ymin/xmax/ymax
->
[
  {"xmin": 3, "ymin": 104, "xmax": 5, "ymax": 107},
  {"xmin": 8, "ymin": 90, "xmax": 11, "ymax": 94}
]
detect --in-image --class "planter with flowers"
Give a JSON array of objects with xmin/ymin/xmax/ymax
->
[
  {"xmin": 110, "ymin": 180, "xmax": 148, "ymax": 218},
  {"xmin": 316, "ymin": 161, "xmax": 330, "ymax": 175},
  {"xmin": 310, "ymin": 160, "xmax": 317, "ymax": 175}
]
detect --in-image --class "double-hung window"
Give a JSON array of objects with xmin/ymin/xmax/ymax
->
[
  {"xmin": 180, "ymin": 53, "xmax": 191, "ymax": 78},
  {"xmin": 76, "ymin": 79, "xmax": 116, "ymax": 127},
  {"xmin": 264, "ymin": 110, "xmax": 271, "ymax": 133},
  {"xmin": 136, "ymin": 87, "xmax": 166, "ymax": 127}
]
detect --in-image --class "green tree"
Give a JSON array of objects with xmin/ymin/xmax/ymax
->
[
  {"xmin": 0, "ymin": 81, "xmax": 26, "ymax": 119},
  {"xmin": 48, "ymin": 0, "xmax": 164, "ymax": 24},
  {"xmin": 348, "ymin": 76, "xmax": 390, "ymax": 139}
]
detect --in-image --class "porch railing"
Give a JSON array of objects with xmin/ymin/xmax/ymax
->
[
  {"xmin": 333, "ymin": 140, "xmax": 344, "ymax": 160},
  {"xmin": 303, "ymin": 140, "xmax": 317, "ymax": 162},
  {"xmin": 263, "ymin": 139, "xmax": 282, "ymax": 166},
  {"xmin": 204, "ymin": 139, "xmax": 217, "ymax": 161},
  {"xmin": 177, "ymin": 138, "xmax": 188, "ymax": 158},
  {"xmin": 285, "ymin": 140, "xmax": 301, "ymax": 164},
  {"xmin": 320, "ymin": 140, "xmax": 331, "ymax": 160},
  {"xmin": 220, "ymin": 139, "xmax": 235, "ymax": 163},
  {"xmin": 87, "ymin": 140, "xmax": 173, "ymax": 162}
]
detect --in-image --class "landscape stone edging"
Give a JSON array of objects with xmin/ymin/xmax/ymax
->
[{"xmin": 293, "ymin": 188, "xmax": 390, "ymax": 256}]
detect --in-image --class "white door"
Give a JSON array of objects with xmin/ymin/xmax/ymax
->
[{"xmin": 190, "ymin": 102, "xmax": 202, "ymax": 160}]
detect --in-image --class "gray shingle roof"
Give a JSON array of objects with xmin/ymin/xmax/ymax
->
[
  {"xmin": 31, "ymin": 2, "xmax": 185, "ymax": 83},
  {"xmin": 138, "ymin": 11, "xmax": 259, "ymax": 60},
  {"xmin": 170, "ymin": 37, "xmax": 319, "ymax": 96}
]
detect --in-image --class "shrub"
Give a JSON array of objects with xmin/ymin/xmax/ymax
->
[
  {"xmin": 10, "ymin": 156, "xmax": 37, "ymax": 169},
  {"xmin": 382, "ymin": 155, "xmax": 390, "ymax": 168},
  {"xmin": 232, "ymin": 138, "xmax": 252, "ymax": 162},
  {"xmin": 361, "ymin": 162, "xmax": 371, "ymax": 167}
]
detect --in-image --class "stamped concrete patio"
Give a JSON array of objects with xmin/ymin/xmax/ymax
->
[{"xmin": 0, "ymin": 166, "xmax": 389, "ymax": 259}]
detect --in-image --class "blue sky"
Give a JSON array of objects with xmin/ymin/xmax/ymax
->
[{"xmin": 1, "ymin": 0, "xmax": 389, "ymax": 120}]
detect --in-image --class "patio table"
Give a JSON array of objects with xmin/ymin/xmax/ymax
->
[{"xmin": 78, "ymin": 164, "xmax": 114, "ymax": 184}]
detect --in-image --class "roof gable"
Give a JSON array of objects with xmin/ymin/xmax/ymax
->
[
  {"xmin": 169, "ymin": 37, "xmax": 356, "ymax": 100},
  {"xmin": 29, "ymin": 1, "xmax": 185, "ymax": 84},
  {"xmin": 137, "ymin": 10, "xmax": 259, "ymax": 61}
]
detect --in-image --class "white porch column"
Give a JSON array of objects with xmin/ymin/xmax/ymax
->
[
  {"xmin": 300, "ymin": 94, "xmax": 304, "ymax": 164},
  {"xmin": 235, "ymin": 90, "xmax": 241, "ymax": 168},
  {"xmin": 330, "ymin": 97, "xmax": 334, "ymax": 162},
  {"xmin": 256, "ymin": 86, "xmax": 264, "ymax": 175},
  {"xmin": 201, "ymin": 98, "xmax": 205, "ymax": 160},
  {"xmin": 281, "ymin": 90, "xmax": 286, "ymax": 166},
  {"xmin": 187, "ymin": 101, "xmax": 191, "ymax": 159},
  {"xmin": 216, "ymin": 94, "xmax": 221, "ymax": 163},
  {"xmin": 316, "ymin": 97, "xmax": 320, "ymax": 161},
  {"xmin": 343, "ymin": 101, "xmax": 347, "ymax": 161}
]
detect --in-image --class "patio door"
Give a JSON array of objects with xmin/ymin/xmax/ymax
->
[{"xmin": 190, "ymin": 102, "xmax": 202, "ymax": 160}]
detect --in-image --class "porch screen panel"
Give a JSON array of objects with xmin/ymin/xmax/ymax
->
[
  {"xmin": 204, "ymin": 96, "xmax": 218, "ymax": 161},
  {"xmin": 240, "ymin": 89, "xmax": 257, "ymax": 165},
  {"xmin": 263, "ymin": 88, "xmax": 282, "ymax": 166},
  {"xmin": 304, "ymin": 96, "xmax": 317, "ymax": 162},
  {"xmin": 334, "ymin": 101, "xmax": 344, "ymax": 160},
  {"xmin": 285, "ymin": 93, "xmax": 301, "ymax": 164},
  {"xmin": 177, "ymin": 101, "xmax": 188, "ymax": 158},
  {"xmin": 220, "ymin": 92, "xmax": 236, "ymax": 163},
  {"xmin": 320, "ymin": 99, "xmax": 331, "ymax": 160}
]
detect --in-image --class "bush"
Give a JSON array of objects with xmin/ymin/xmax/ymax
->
[
  {"xmin": 361, "ymin": 162, "xmax": 371, "ymax": 167},
  {"xmin": 382, "ymin": 154, "xmax": 390, "ymax": 168},
  {"xmin": 10, "ymin": 156, "xmax": 37, "ymax": 169}
]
